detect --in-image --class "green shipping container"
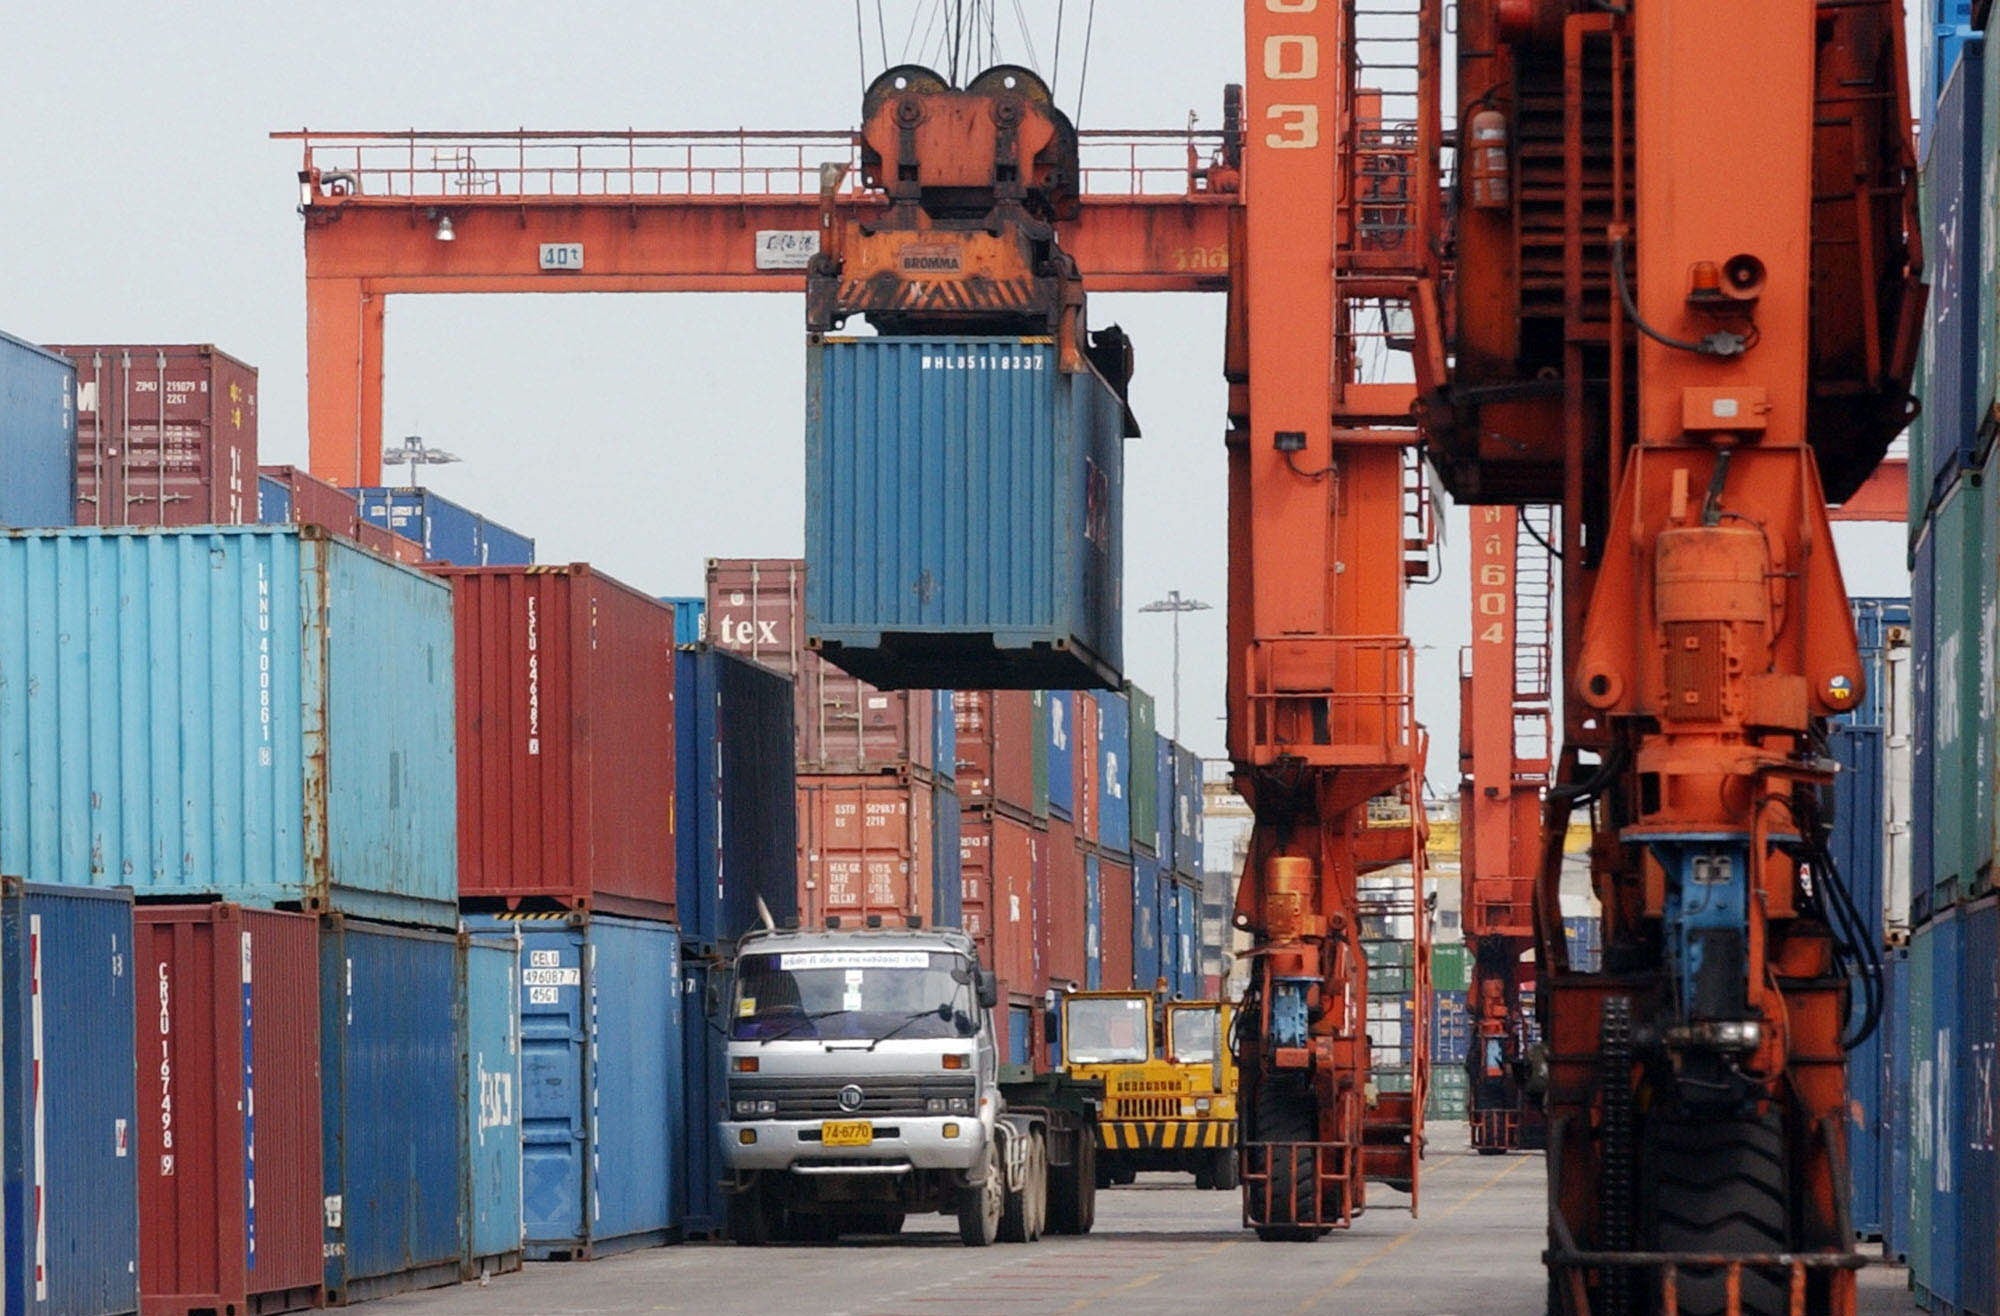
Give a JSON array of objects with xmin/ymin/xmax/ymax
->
[
  {"xmin": 1908, "ymin": 922, "xmax": 1935, "ymax": 1292},
  {"xmin": 1367, "ymin": 940, "xmax": 1414, "ymax": 996},
  {"xmin": 1426, "ymin": 1066, "xmax": 1469, "ymax": 1120},
  {"xmin": 1433, "ymin": 943, "xmax": 1470, "ymax": 993},
  {"xmin": 1128, "ymin": 686, "xmax": 1160, "ymax": 855},
  {"xmin": 1928, "ymin": 478, "xmax": 1989, "ymax": 905},
  {"xmin": 1984, "ymin": 455, "xmax": 2000, "ymax": 899}
]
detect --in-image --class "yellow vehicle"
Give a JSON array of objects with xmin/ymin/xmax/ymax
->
[{"xmin": 1061, "ymin": 991, "xmax": 1238, "ymax": 1190}]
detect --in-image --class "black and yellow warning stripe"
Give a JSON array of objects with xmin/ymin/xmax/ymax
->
[{"xmin": 1096, "ymin": 1120, "xmax": 1236, "ymax": 1151}]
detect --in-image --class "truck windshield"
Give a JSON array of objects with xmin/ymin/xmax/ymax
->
[
  {"xmin": 1064, "ymin": 996, "xmax": 1151, "ymax": 1064},
  {"xmin": 1169, "ymin": 1006, "xmax": 1220, "ymax": 1063},
  {"xmin": 731, "ymin": 949, "xmax": 978, "ymax": 1043}
]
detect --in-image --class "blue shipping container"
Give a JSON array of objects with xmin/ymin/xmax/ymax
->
[
  {"xmin": 1133, "ymin": 852, "xmax": 1162, "ymax": 989},
  {"xmin": 673, "ymin": 648, "xmax": 800, "ymax": 945},
  {"xmin": 319, "ymin": 917, "xmax": 463, "ymax": 1305},
  {"xmin": 1154, "ymin": 735, "xmax": 1176, "ymax": 873},
  {"xmin": 350, "ymin": 487, "xmax": 534, "ymax": 567},
  {"xmin": 1957, "ymin": 898, "xmax": 2000, "ymax": 1314},
  {"xmin": 1175, "ymin": 878, "xmax": 1202, "ymax": 998},
  {"xmin": 1097, "ymin": 691, "xmax": 1132, "ymax": 855},
  {"xmin": 464, "ymin": 932, "xmax": 523, "ymax": 1278},
  {"xmin": 1084, "ymin": 853, "xmax": 1103, "ymax": 990},
  {"xmin": 933, "ymin": 690, "xmax": 958, "ymax": 784},
  {"xmin": 1832, "ymin": 724, "xmax": 1887, "ymax": 1240},
  {"xmin": 679, "ymin": 957, "xmax": 729, "ymax": 1237},
  {"xmin": 1846, "ymin": 596, "xmax": 1913, "ymax": 729},
  {"xmin": 1918, "ymin": 908, "xmax": 1964, "ymax": 1313},
  {"xmin": 0, "ymin": 527, "xmax": 457, "ymax": 928},
  {"xmin": 658, "ymin": 596, "xmax": 706, "ymax": 647},
  {"xmin": 466, "ymin": 915, "xmax": 683, "ymax": 1258},
  {"xmin": 257, "ymin": 473, "xmax": 291, "ymax": 525},
  {"xmin": 1173, "ymin": 745, "xmax": 1204, "ymax": 879},
  {"xmin": 0, "ymin": 332, "xmax": 76, "ymax": 531},
  {"xmin": 1912, "ymin": 530, "xmax": 1937, "ymax": 926},
  {"xmin": 1048, "ymin": 693, "xmax": 1078, "ymax": 820},
  {"xmin": 1431, "ymin": 988, "xmax": 1471, "ymax": 1066},
  {"xmin": 1923, "ymin": 44, "xmax": 1987, "ymax": 505},
  {"xmin": 1923, "ymin": 0, "xmax": 1980, "ymax": 114},
  {"xmin": 3, "ymin": 883, "xmax": 137, "ymax": 1316},
  {"xmin": 1884, "ymin": 947, "xmax": 1913, "ymax": 1261},
  {"xmin": 806, "ymin": 336, "xmax": 1126, "ymax": 690},
  {"xmin": 934, "ymin": 788, "xmax": 964, "ymax": 930}
]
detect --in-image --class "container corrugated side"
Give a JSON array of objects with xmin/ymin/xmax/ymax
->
[
  {"xmin": 959, "ymin": 807, "xmax": 1043, "ymax": 997},
  {"xmin": 0, "ymin": 331, "xmax": 76, "ymax": 529},
  {"xmin": 1926, "ymin": 479, "xmax": 1987, "ymax": 905},
  {"xmin": 1084, "ymin": 852, "xmax": 1103, "ymax": 989},
  {"xmin": 135, "ymin": 904, "xmax": 321, "ymax": 1316},
  {"xmin": 953, "ymin": 691, "xmax": 1039, "ymax": 818},
  {"xmin": 1044, "ymin": 818, "xmax": 1086, "ymax": 987},
  {"xmin": 1955, "ymin": 897, "xmax": 1999, "ymax": 1313},
  {"xmin": 1914, "ymin": 908, "xmax": 1967, "ymax": 1313},
  {"xmin": 1912, "ymin": 527, "xmax": 1938, "ymax": 925},
  {"xmin": 1128, "ymin": 689, "xmax": 1159, "ymax": 855},
  {"xmin": 1048, "ymin": 693, "xmax": 1078, "ymax": 819},
  {"xmin": 0, "ymin": 527, "xmax": 458, "ymax": 927},
  {"xmin": 1923, "ymin": 46, "xmax": 1988, "ymax": 502},
  {"xmin": 1831, "ymin": 723, "xmax": 1887, "ymax": 1241},
  {"xmin": 933, "ymin": 789, "xmax": 963, "ymax": 929},
  {"xmin": 1883, "ymin": 946, "xmax": 1913, "ymax": 1262},
  {"xmin": 1133, "ymin": 851, "xmax": 1162, "ymax": 988},
  {"xmin": 1173, "ymin": 745, "xmax": 1204, "ymax": 878},
  {"xmin": 673, "ymin": 648, "xmax": 799, "ymax": 945},
  {"xmin": 1096, "ymin": 690, "xmax": 1132, "ymax": 855},
  {"xmin": 351, "ymin": 487, "xmax": 533, "ymax": 566},
  {"xmin": 657, "ymin": 596, "xmax": 706, "ymax": 647},
  {"xmin": 442, "ymin": 566, "xmax": 677, "ymax": 918},
  {"xmin": 1100, "ymin": 857, "xmax": 1134, "ymax": 990},
  {"xmin": 1924, "ymin": 5, "xmax": 1981, "ymax": 118},
  {"xmin": 463, "ymin": 932, "xmax": 523, "ymax": 1279},
  {"xmin": 795, "ymin": 773, "xmax": 950, "ymax": 930},
  {"xmin": 679, "ymin": 956, "xmax": 729, "ymax": 1237},
  {"xmin": 1174, "ymin": 877, "xmax": 1202, "ymax": 998},
  {"xmin": 1907, "ymin": 921, "xmax": 1937, "ymax": 1287},
  {"xmin": 1430, "ymin": 988, "xmax": 1470, "ymax": 1065},
  {"xmin": 1075, "ymin": 692, "xmax": 1100, "ymax": 843},
  {"xmin": 318, "ymin": 917, "xmax": 463, "ymax": 1305},
  {"xmin": 1154, "ymin": 735, "xmax": 1176, "ymax": 874},
  {"xmin": 806, "ymin": 337, "xmax": 1125, "ymax": 690},
  {"xmin": 4, "ymin": 883, "xmax": 137, "ymax": 1316},
  {"xmin": 466, "ymin": 915, "xmax": 682, "ymax": 1259}
]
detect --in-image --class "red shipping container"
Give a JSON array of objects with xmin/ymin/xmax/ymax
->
[
  {"xmin": 954, "ymin": 691, "xmax": 1038, "ymax": 815},
  {"xmin": 959, "ymin": 807, "xmax": 1045, "ymax": 996},
  {"xmin": 1074, "ymin": 692, "xmax": 1100, "ymax": 843},
  {"xmin": 1043, "ymin": 819, "xmax": 1087, "ymax": 988},
  {"xmin": 57, "ymin": 344, "xmax": 258, "ymax": 527},
  {"xmin": 796, "ymin": 773, "xmax": 949, "ymax": 929},
  {"xmin": 440, "ymin": 565, "xmax": 677, "ymax": 917},
  {"xmin": 707, "ymin": 557, "xmax": 943, "ymax": 777},
  {"xmin": 356, "ymin": 518, "xmax": 426, "ymax": 564},
  {"xmin": 257, "ymin": 464, "xmax": 359, "ymax": 532},
  {"xmin": 1100, "ymin": 857, "xmax": 1135, "ymax": 991},
  {"xmin": 135, "ymin": 904, "xmax": 322, "ymax": 1316}
]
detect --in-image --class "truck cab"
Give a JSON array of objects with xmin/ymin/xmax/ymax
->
[{"xmin": 1062, "ymin": 990, "xmax": 1239, "ymax": 1189}]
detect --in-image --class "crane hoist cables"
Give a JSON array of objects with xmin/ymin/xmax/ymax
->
[
  {"xmin": 876, "ymin": 0, "xmax": 889, "ymax": 68},
  {"xmin": 854, "ymin": 0, "xmax": 869, "ymax": 88},
  {"xmin": 1052, "ymin": 0, "xmax": 1066, "ymax": 90},
  {"xmin": 1076, "ymin": 0, "xmax": 1098, "ymax": 121}
]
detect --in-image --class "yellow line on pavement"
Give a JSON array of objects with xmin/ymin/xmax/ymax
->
[
  {"xmin": 1286, "ymin": 1156, "xmax": 1533, "ymax": 1315},
  {"xmin": 1062, "ymin": 1238, "xmax": 1242, "ymax": 1312}
]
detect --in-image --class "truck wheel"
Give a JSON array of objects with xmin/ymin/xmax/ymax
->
[
  {"xmin": 1001, "ymin": 1132, "xmax": 1047, "ymax": 1243},
  {"xmin": 1194, "ymin": 1159, "xmax": 1217, "ymax": 1191},
  {"xmin": 1213, "ymin": 1147, "xmax": 1240, "ymax": 1191},
  {"xmin": 1048, "ymin": 1137, "xmax": 1097, "ymax": 1235},
  {"xmin": 1643, "ymin": 1111, "xmax": 1789, "ymax": 1316},
  {"xmin": 958, "ymin": 1143, "xmax": 1004, "ymax": 1247},
  {"xmin": 726, "ymin": 1184, "xmax": 778, "ymax": 1246},
  {"xmin": 1252, "ymin": 1073, "xmax": 1326, "ymax": 1242},
  {"xmin": 1029, "ymin": 1134, "xmax": 1049, "ymax": 1239}
]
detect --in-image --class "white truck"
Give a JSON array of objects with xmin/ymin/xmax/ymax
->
[{"xmin": 720, "ymin": 926, "xmax": 1099, "ymax": 1245}]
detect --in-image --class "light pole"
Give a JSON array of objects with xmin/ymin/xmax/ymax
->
[
  {"xmin": 381, "ymin": 434, "xmax": 462, "ymax": 487},
  {"xmin": 1138, "ymin": 591, "xmax": 1213, "ymax": 743}
]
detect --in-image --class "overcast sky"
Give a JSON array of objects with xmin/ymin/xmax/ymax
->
[{"xmin": 0, "ymin": 2, "xmax": 1910, "ymax": 777}]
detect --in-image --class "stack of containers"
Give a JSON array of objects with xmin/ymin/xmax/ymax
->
[
  {"xmin": 442, "ymin": 564, "xmax": 688, "ymax": 1261},
  {"xmin": 1172, "ymin": 744, "xmax": 1206, "ymax": 998},
  {"xmin": 0, "ymin": 331, "xmax": 76, "ymax": 528},
  {"xmin": 1130, "ymin": 692, "xmax": 1164, "ymax": 993},
  {"xmin": 1088, "ymin": 688, "xmax": 1138, "ymax": 992},
  {"xmin": 0, "ymin": 525, "xmax": 466, "ymax": 1311},
  {"xmin": 1426, "ymin": 943, "xmax": 1471, "ymax": 1122},
  {"xmin": 955, "ymin": 689, "xmax": 1052, "ymax": 1065},
  {"xmin": 1044, "ymin": 692, "xmax": 1092, "ymax": 995},
  {"xmin": 258, "ymin": 464, "xmax": 422, "ymax": 564},
  {"xmin": 706, "ymin": 559, "xmax": 959, "ymax": 933},
  {"xmin": 352, "ymin": 487, "xmax": 535, "ymax": 567}
]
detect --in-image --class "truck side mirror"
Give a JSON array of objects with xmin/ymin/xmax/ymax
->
[{"xmin": 977, "ymin": 968, "xmax": 1000, "ymax": 1010}]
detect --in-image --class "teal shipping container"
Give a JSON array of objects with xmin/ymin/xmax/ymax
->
[
  {"xmin": 463, "ymin": 932, "xmax": 523, "ymax": 1279},
  {"xmin": 1926, "ymin": 478, "xmax": 1990, "ymax": 906},
  {"xmin": 1129, "ymin": 692, "xmax": 1159, "ymax": 855},
  {"xmin": 1173, "ymin": 745, "xmax": 1204, "ymax": 879},
  {"xmin": 1906, "ymin": 919, "xmax": 1939, "ymax": 1303},
  {"xmin": 806, "ymin": 336, "xmax": 1127, "ymax": 691},
  {"xmin": 0, "ymin": 527, "xmax": 457, "ymax": 927}
]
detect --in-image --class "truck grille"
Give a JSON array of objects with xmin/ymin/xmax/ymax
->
[
  {"xmin": 1110, "ymin": 1096, "xmax": 1184, "ymax": 1120},
  {"xmin": 729, "ymin": 1075, "xmax": 977, "ymax": 1119}
]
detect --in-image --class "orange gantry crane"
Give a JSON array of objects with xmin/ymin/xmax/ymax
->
[{"xmin": 283, "ymin": 0, "xmax": 1920, "ymax": 1301}]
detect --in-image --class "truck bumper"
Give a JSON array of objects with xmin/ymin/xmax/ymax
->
[{"xmin": 721, "ymin": 1116, "xmax": 989, "ymax": 1173}]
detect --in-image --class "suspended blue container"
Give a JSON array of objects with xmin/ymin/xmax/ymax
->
[
  {"xmin": 678, "ymin": 957, "xmax": 728, "ymax": 1238},
  {"xmin": 673, "ymin": 648, "xmax": 799, "ymax": 945},
  {"xmin": 805, "ymin": 336, "xmax": 1126, "ymax": 691},
  {"xmin": 463, "ymin": 932, "xmax": 523, "ymax": 1279},
  {"xmin": 1173, "ymin": 745, "xmax": 1203, "ymax": 879},
  {"xmin": 1096, "ymin": 690, "xmax": 1132, "ymax": 856},
  {"xmin": 466, "ymin": 915, "xmax": 683, "ymax": 1259},
  {"xmin": 1084, "ymin": 853, "xmax": 1103, "ymax": 990},
  {"xmin": 3, "ymin": 883, "xmax": 137, "ymax": 1316},
  {"xmin": 1133, "ymin": 852, "xmax": 1163, "ymax": 990},
  {"xmin": 319, "ymin": 917, "xmax": 463, "ymax": 1306},
  {"xmin": 658, "ymin": 596, "xmax": 707, "ymax": 647},
  {"xmin": 0, "ymin": 333, "xmax": 76, "ymax": 531},
  {"xmin": 933, "ymin": 790, "xmax": 963, "ymax": 930},
  {"xmin": 1884, "ymin": 947, "xmax": 1913, "ymax": 1262},
  {"xmin": 350, "ymin": 487, "xmax": 534, "ymax": 566},
  {"xmin": 0, "ymin": 527, "xmax": 457, "ymax": 928},
  {"xmin": 1048, "ymin": 692, "xmax": 1078, "ymax": 820}
]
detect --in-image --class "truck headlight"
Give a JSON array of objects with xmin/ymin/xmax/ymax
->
[
  {"xmin": 927, "ymin": 1098, "xmax": 949, "ymax": 1113},
  {"xmin": 756, "ymin": 1100, "xmax": 778, "ymax": 1116},
  {"xmin": 734, "ymin": 1099, "xmax": 757, "ymax": 1117},
  {"xmin": 1195, "ymin": 1097, "xmax": 1212, "ymax": 1112},
  {"xmin": 948, "ymin": 1097, "xmax": 972, "ymax": 1113}
]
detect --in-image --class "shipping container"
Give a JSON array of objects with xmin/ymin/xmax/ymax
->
[
  {"xmin": 1926, "ymin": 479, "xmax": 1987, "ymax": 906},
  {"xmin": 658, "ymin": 596, "xmax": 706, "ymax": 646},
  {"xmin": 958, "ymin": 807, "xmax": 1044, "ymax": 998},
  {"xmin": 465, "ymin": 915, "xmax": 684, "ymax": 1259},
  {"xmin": 1129, "ymin": 690, "xmax": 1159, "ymax": 855},
  {"xmin": 674, "ymin": 648, "xmax": 800, "ymax": 945},
  {"xmin": 1096, "ymin": 691, "xmax": 1132, "ymax": 855},
  {"xmin": 1160, "ymin": 868, "xmax": 1182, "ymax": 993},
  {"xmin": 0, "ymin": 332, "xmax": 76, "ymax": 529},
  {"xmin": 796, "ymin": 773, "xmax": 958, "ymax": 930},
  {"xmin": 1100, "ymin": 857, "xmax": 1134, "ymax": 991},
  {"xmin": 953, "ymin": 690, "xmax": 1039, "ymax": 817},
  {"xmin": 1925, "ymin": 0, "xmax": 1981, "ymax": 114},
  {"xmin": 1955, "ymin": 897, "xmax": 1999, "ymax": 1313},
  {"xmin": 678, "ymin": 956, "xmax": 729, "ymax": 1238},
  {"xmin": 1173, "ymin": 746, "xmax": 1204, "ymax": 879},
  {"xmin": 0, "ymin": 527, "xmax": 457, "ymax": 927},
  {"xmin": 56, "ymin": 344, "xmax": 256, "ymax": 529},
  {"xmin": 1430, "ymin": 987, "xmax": 1470, "ymax": 1065},
  {"xmin": 1154, "ymin": 735, "xmax": 1176, "ymax": 874},
  {"xmin": 1923, "ymin": 46, "xmax": 1989, "ymax": 503},
  {"xmin": 1175, "ymin": 877, "xmax": 1202, "ymax": 998},
  {"xmin": 1084, "ymin": 852, "xmax": 1103, "ymax": 989},
  {"xmin": 1075, "ymin": 692, "xmax": 1101, "ymax": 843},
  {"xmin": 1987, "ymin": 33, "xmax": 2000, "ymax": 433},
  {"xmin": 933, "ymin": 792, "xmax": 963, "ymax": 929},
  {"xmin": 1133, "ymin": 851, "xmax": 1163, "ymax": 989},
  {"xmin": 442, "ymin": 566, "xmax": 677, "ymax": 918},
  {"xmin": 805, "ymin": 336, "xmax": 1127, "ymax": 690},
  {"xmin": 1832, "ymin": 722, "xmax": 1889, "ymax": 1243},
  {"xmin": 1031, "ymin": 691, "xmax": 1053, "ymax": 818},
  {"xmin": 1048, "ymin": 693, "xmax": 1079, "ymax": 820},
  {"xmin": 4, "ymin": 883, "xmax": 138, "ymax": 1316},
  {"xmin": 318, "ymin": 917, "xmax": 463, "ymax": 1305},
  {"xmin": 135, "ymin": 905, "xmax": 321, "ymax": 1316},
  {"xmin": 1426, "ymin": 1065, "xmax": 1469, "ymax": 1122},
  {"xmin": 1908, "ymin": 919, "xmax": 1938, "ymax": 1291},
  {"xmin": 1433, "ymin": 943, "xmax": 1470, "ymax": 993},
  {"xmin": 1912, "ymin": 527, "xmax": 1938, "ymax": 926},
  {"xmin": 1044, "ymin": 818, "xmax": 1086, "ymax": 986},
  {"xmin": 255, "ymin": 464, "xmax": 360, "ymax": 534},
  {"xmin": 706, "ymin": 558, "xmax": 950, "ymax": 778},
  {"xmin": 1563, "ymin": 916, "xmax": 1604, "ymax": 973},
  {"xmin": 463, "ymin": 932, "xmax": 523, "ymax": 1280},
  {"xmin": 1884, "ymin": 946, "xmax": 1914, "ymax": 1262},
  {"xmin": 1886, "ymin": 620, "xmax": 1918, "ymax": 939},
  {"xmin": 351, "ymin": 487, "xmax": 533, "ymax": 566}
]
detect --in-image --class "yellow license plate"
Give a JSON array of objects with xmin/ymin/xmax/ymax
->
[{"xmin": 820, "ymin": 1120, "xmax": 874, "ymax": 1148}]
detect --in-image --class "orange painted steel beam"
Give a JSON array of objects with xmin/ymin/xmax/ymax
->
[{"xmin": 295, "ymin": 186, "xmax": 1232, "ymax": 485}]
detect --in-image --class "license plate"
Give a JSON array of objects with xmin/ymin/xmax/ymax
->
[{"xmin": 820, "ymin": 1120, "xmax": 874, "ymax": 1148}]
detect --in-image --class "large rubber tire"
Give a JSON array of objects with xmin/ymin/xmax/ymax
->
[
  {"xmin": 1000, "ymin": 1132, "xmax": 1047, "ymax": 1243},
  {"xmin": 958, "ymin": 1143, "xmax": 1005, "ymax": 1247},
  {"xmin": 1252, "ymin": 1073, "xmax": 1326, "ymax": 1242},
  {"xmin": 725, "ymin": 1184, "xmax": 776, "ymax": 1246},
  {"xmin": 1194, "ymin": 1159, "xmax": 1217, "ymax": 1191},
  {"xmin": 1213, "ymin": 1146, "xmax": 1240, "ymax": 1191},
  {"xmin": 1644, "ymin": 1112, "xmax": 1789, "ymax": 1316},
  {"xmin": 1048, "ymin": 1137, "xmax": 1097, "ymax": 1235}
]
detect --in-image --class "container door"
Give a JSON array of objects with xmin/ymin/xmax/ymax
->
[
  {"xmin": 679, "ymin": 960, "xmax": 728, "ymax": 1236},
  {"xmin": 465, "ymin": 936, "xmax": 523, "ymax": 1269},
  {"xmin": 1958, "ymin": 899, "xmax": 1998, "ymax": 1314},
  {"xmin": 585, "ymin": 921, "xmax": 679, "ymax": 1248},
  {"xmin": 517, "ymin": 927, "xmax": 588, "ymax": 1251},
  {"xmin": 1007, "ymin": 1005, "xmax": 1035, "ymax": 1067},
  {"xmin": 1133, "ymin": 855, "xmax": 1161, "ymax": 991},
  {"xmin": 1048, "ymin": 693, "xmax": 1076, "ymax": 819},
  {"xmin": 1908, "ymin": 925, "xmax": 1936, "ymax": 1288},
  {"xmin": 1084, "ymin": 854, "xmax": 1103, "ymax": 990},
  {"xmin": 1884, "ymin": 948, "xmax": 1913, "ymax": 1262}
]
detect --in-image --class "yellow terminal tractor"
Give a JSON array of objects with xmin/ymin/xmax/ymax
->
[{"xmin": 1061, "ymin": 990, "xmax": 1239, "ymax": 1190}]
